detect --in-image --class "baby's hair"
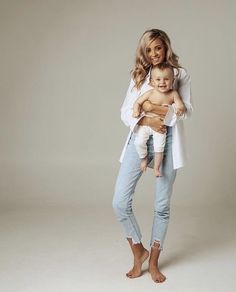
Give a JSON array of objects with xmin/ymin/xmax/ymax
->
[{"xmin": 151, "ymin": 63, "xmax": 174, "ymax": 78}]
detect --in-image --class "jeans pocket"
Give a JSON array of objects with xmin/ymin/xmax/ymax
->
[{"xmin": 127, "ymin": 133, "xmax": 134, "ymax": 145}]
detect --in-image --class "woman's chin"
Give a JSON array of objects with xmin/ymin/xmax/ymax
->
[{"xmin": 152, "ymin": 60, "xmax": 162, "ymax": 66}]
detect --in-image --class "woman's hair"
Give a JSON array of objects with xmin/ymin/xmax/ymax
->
[{"xmin": 131, "ymin": 29, "xmax": 181, "ymax": 90}]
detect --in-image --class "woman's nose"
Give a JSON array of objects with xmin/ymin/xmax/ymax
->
[{"xmin": 149, "ymin": 50, "xmax": 156, "ymax": 57}]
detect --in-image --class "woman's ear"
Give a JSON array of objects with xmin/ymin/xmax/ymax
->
[
  {"xmin": 172, "ymin": 77, "xmax": 177, "ymax": 88},
  {"xmin": 170, "ymin": 76, "xmax": 175, "ymax": 87},
  {"xmin": 149, "ymin": 78, "xmax": 154, "ymax": 86}
]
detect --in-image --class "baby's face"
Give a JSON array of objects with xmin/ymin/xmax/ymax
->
[{"xmin": 151, "ymin": 68, "xmax": 174, "ymax": 93}]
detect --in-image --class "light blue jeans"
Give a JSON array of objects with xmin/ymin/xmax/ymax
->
[{"xmin": 112, "ymin": 127, "xmax": 177, "ymax": 250}]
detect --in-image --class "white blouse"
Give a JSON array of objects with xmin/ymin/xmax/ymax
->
[{"xmin": 119, "ymin": 67, "xmax": 193, "ymax": 169}]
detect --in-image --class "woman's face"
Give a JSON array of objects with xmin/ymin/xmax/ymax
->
[{"xmin": 146, "ymin": 38, "xmax": 166, "ymax": 65}]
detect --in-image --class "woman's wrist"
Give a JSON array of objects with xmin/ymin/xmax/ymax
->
[{"xmin": 138, "ymin": 116, "xmax": 149, "ymax": 127}]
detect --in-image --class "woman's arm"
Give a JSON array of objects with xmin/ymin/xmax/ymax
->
[
  {"xmin": 120, "ymin": 79, "xmax": 165, "ymax": 133},
  {"xmin": 120, "ymin": 78, "xmax": 145, "ymax": 131},
  {"xmin": 142, "ymin": 101, "xmax": 169, "ymax": 117}
]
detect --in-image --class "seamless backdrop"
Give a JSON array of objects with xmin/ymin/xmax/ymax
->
[
  {"xmin": 0, "ymin": 1, "xmax": 236, "ymax": 291},
  {"xmin": 0, "ymin": 0, "xmax": 235, "ymax": 208}
]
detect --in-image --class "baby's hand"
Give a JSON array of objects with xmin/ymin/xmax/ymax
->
[
  {"xmin": 133, "ymin": 103, "xmax": 141, "ymax": 118},
  {"xmin": 132, "ymin": 110, "xmax": 140, "ymax": 118},
  {"xmin": 175, "ymin": 104, "xmax": 186, "ymax": 116}
]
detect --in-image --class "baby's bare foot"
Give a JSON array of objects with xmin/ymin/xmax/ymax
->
[
  {"xmin": 140, "ymin": 157, "xmax": 148, "ymax": 172},
  {"xmin": 149, "ymin": 264, "xmax": 166, "ymax": 283},
  {"xmin": 126, "ymin": 249, "xmax": 149, "ymax": 278},
  {"xmin": 154, "ymin": 168, "xmax": 162, "ymax": 177}
]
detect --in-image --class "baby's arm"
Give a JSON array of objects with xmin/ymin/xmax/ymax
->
[
  {"xmin": 172, "ymin": 90, "xmax": 187, "ymax": 116},
  {"xmin": 133, "ymin": 90, "xmax": 152, "ymax": 118}
]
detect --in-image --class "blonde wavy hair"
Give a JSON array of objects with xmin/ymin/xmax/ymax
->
[{"xmin": 131, "ymin": 29, "xmax": 181, "ymax": 90}]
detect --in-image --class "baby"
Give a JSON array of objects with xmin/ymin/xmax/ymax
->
[{"xmin": 133, "ymin": 63, "xmax": 186, "ymax": 176}]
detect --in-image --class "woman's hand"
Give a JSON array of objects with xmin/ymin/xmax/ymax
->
[
  {"xmin": 138, "ymin": 101, "xmax": 168, "ymax": 133},
  {"xmin": 138, "ymin": 116, "xmax": 166, "ymax": 134},
  {"xmin": 142, "ymin": 101, "xmax": 169, "ymax": 117}
]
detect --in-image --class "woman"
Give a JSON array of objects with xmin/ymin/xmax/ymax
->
[{"xmin": 112, "ymin": 29, "xmax": 193, "ymax": 283}]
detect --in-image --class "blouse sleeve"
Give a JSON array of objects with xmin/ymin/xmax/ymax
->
[
  {"xmin": 164, "ymin": 68, "xmax": 193, "ymax": 127},
  {"xmin": 120, "ymin": 78, "xmax": 144, "ymax": 132}
]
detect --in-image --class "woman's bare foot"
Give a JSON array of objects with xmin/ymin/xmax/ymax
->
[
  {"xmin": 126, "ymin": 248, "xmax": 149, "ymax": 278},
  {"xmin": 148, "ymin": 241, "xmax": 166, "ymax": 283},
  {"xmin": 126, "ymin": 239, "xmax": 149, "ymax": 278},
  {"xmin": 149, "ymin": 264, "xmax": 166, "ymax": 283}
]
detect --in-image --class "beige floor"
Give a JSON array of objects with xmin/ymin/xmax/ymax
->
[{"xmin": 0, "ymin": 200, "xmax": 235, "ymax": 292}]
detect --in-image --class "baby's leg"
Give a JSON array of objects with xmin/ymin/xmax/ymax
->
[
  {"xmin": 140, "ymin": 157, "xmax": 148, "ymax": 172},
  {"xmin": 152, "ymin": 131, "xmax": 166, "ymax": 177},
  {"xmin": 134, "ymin": 126, "xmax": 151, "ymax": 172},
  {"xmin": 154, "ymin": 152, "xmax": 164, "ymax": 177}
]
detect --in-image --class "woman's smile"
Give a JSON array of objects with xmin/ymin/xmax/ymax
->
[{"xmin": 151, "ymin": 57, "xmax": 160, "ymax": 64}]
